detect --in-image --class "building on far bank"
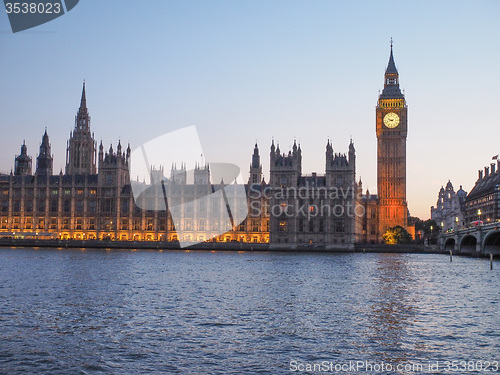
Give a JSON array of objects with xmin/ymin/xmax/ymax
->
[
  {"xmin": 430, "ymin": 158, "xmax": 500, "ymax": 251},
  {"xmin": 1, "ymin": 44, "xmax": 417, "ymax": 246},
  {"xmin": 464, "ymin": 160, "xmax": 500, "ymax": 225},
  {"xmin": 431, "ymin": 181, "xmax": 467, "ymax": 232}
]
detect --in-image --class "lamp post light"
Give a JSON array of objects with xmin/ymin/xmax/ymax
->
[{"xmin": 478, "ymin": 209, "xmax": 482, "ymax": 223}]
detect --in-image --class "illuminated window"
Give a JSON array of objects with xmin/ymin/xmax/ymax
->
[
  {"xmin": 75, "ymin": 218, "xmax": 83, "ymax": 230},
  {"xmin": 278, "ymin": 220, "xmax": 287, "ymax": 232}
]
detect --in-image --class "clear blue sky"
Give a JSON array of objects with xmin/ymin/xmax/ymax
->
[{"xmin": 1, "ymin": 0, "xmax": 499, "ymax": 219}]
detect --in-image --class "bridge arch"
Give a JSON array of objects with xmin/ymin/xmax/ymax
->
[
  {"xmin": 483, "ymin": 230, "xmax": 500, "ymax": 255},
  {"xmin": 444, "ymin": 238, "xmax": 456, "ymax": 252},
  {"xmin": 460, "ymin": 234, "xmax": 478, "ymax": 255}
]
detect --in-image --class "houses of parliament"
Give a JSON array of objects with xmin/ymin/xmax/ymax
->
[{"xmin": 0, "ymin": 46, "xmax": 411, "ymax": 247}]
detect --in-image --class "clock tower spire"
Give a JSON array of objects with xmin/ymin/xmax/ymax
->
[{"xmin": 376, "ymin": 41, "xmax": 408, "ymax": 239}]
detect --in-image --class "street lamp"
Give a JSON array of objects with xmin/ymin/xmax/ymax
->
[{"xmin": 478, "ymin": 209, "xmax": 482, "ymax": 222}]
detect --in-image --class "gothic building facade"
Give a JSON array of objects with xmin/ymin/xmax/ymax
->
[
  {"xmin": 267, "ymin": 139, "xmax": 359, "ymax": 248},
  {"xmin": 0, "ymin": 83, "xmax": 270, "ymax": 243},
  {"xmin": 1, "ymin": 44, "xmax": 413, "ymax": 246}
]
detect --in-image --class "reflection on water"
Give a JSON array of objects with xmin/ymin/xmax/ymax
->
[
  {"xmin": 0, "ymin": 249, "xmax": 499, "ymax": 374},
  {"xmin": 368, "ymin": 255, "xmax": 418, "ymax": 364}
]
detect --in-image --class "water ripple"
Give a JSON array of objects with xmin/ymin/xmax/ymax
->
[{"xmin": 1, "ymin": 249, "xmax": 499, "ymax": 374}]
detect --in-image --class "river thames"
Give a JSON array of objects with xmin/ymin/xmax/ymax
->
[{"xmin": 1, "ymin": 248, "xmax": 499, "ymax": 374}]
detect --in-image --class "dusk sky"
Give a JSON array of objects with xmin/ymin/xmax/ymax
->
[{"xmin": 1, "ymin": 0, "xmax": 499, "ymax": 219}]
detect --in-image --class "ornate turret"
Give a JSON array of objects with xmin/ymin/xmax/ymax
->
[
  {"xmin": 98, "ymin": 140, "xmax": 104, "ymax": 164},
  {"xmin": 98, "ymin": 141, "xmax": 130, "ymax": 187},
  {"xmin": 326, "ymin": 139, "xmax": 355, "ymax": 171},
  {"xmin": 249, "ymin": 142, "xmax": 262, "ymax": 184},
  {"xmin": 170, "ymin": 163, "xmax": 187, "ymax": 185},
  {"xmin": 14, "ymin": 141, "xmax": 32, "ymax": 176},
  {"xmin": 270, "ymin": 139, "xmax": 276, "ymax": 165},
  {"xmin": 348, "ymin": 138, "xmax": 356, "ymax": 172},
  {"xmin": 269, "ymin": 139, "xmax": 302, "ymax": 187},
  {"xmin": 36, "ymin": 129, "xmax": 53, "ymax": 175},
  {"xmin": 326, "ymin": 139, "xmax": 333, "ymax": 166}
]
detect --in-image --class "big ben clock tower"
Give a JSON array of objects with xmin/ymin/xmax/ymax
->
[{"xmin": 376, "ymin": 41, "xmax": 408, "ymax": 237}]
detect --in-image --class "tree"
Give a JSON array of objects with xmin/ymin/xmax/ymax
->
[{"xmin": 383, "ymin": 225, "xmax": 413, "ymax": 245}]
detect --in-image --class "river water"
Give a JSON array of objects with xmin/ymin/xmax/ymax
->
[{"xmin": 1, "ymin": 248, "xmax": 499, "ymax": 374}]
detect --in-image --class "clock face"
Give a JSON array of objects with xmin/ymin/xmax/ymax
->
[{"xmin": 383, "ymin": 112, "xmax": 400, "ymax": 128}]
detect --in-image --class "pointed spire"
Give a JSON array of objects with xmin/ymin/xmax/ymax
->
[
  {"xmin": 326, "ymin": 140, "xmax": 333, "ymax": 158},
  {"xmin": 67, "ymin": 82, "xmax": 95, "ymax": 174},
  {"xmin": 80, "ymin": 80, "xmax": 87, "ymax": 110},
  {"xmin": 37, "ymin": 128, "xmax": 53, "ymax": 175},
  {"xmin": 253, "ymin": 142, "xmax": 259, "ymax": 155},
  {"xmin": 21, "ymin": 140, "xmax": 27, "ymax": 155},
  {"xmin": 39, "ymin": 129, "xmax": 50, "ymax": 152},
  {"xmin": 386, "ymin": 39, "xmax": 398, "ymax": 75},
  {"xmin": 380, "ymin": 40, "xmax": 404, "ymax": 99}
]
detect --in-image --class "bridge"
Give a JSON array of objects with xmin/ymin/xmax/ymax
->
[{"xmin": 440, "ymin": 222, "xmax": 500, "ymax": 255}]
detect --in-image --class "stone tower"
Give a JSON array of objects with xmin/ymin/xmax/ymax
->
[
  {"xmin": 325, "ymin": 139, "xmax": 356, "ymax": 187},
  {"xmin": 98, "ymin": 141, "xmax": 131, "ymax": 188},
  {"xmin": 376, "ymin": 41, "xmax": 408, "ymax": 235},
  {"xmin": 14, "ymin": 141, "xmax": 32, "ymax": 176},
  {"xmin": 269, "ymin": 140, "xmax": 301, "ymax": 188},
  {"xmin": 65, "ymin": 82, "xmax": 97, "ymax": 175}
]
